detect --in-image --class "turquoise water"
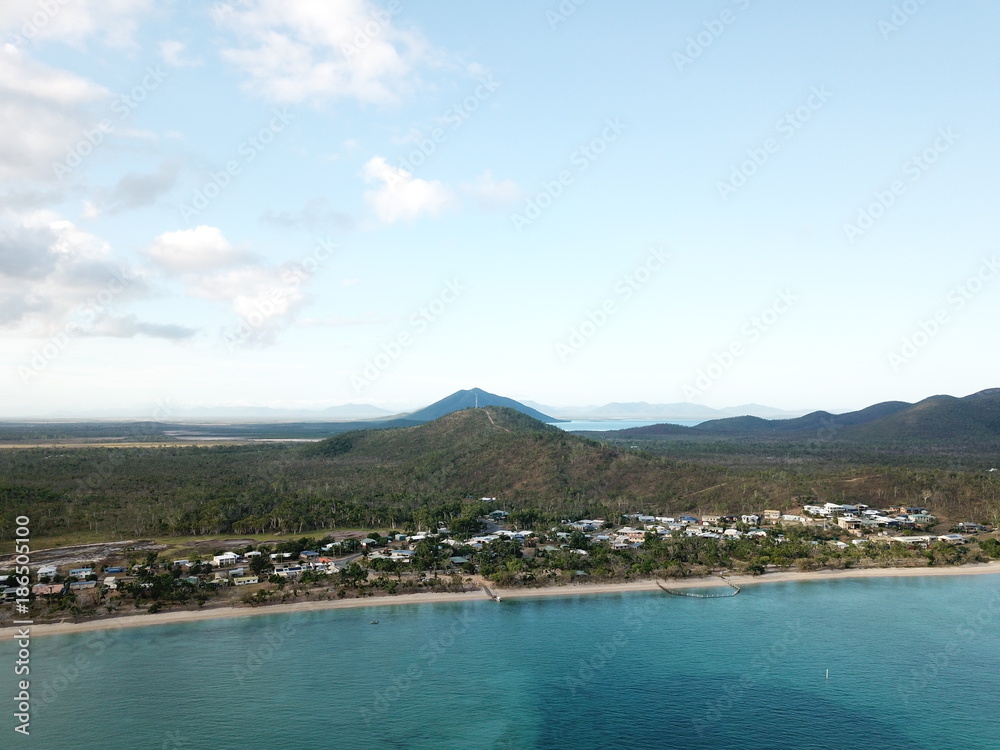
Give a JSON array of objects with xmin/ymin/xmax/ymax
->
[{"xmin": 4, "ymin": 575, "xmax": 1000, "ymax": 749}]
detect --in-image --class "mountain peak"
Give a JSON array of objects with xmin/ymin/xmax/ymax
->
[{"xmin": 403, "ymin": 388, "xmax": 559, "ymax": 423}]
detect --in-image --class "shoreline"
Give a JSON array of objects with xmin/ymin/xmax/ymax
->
[{"xmin": 3, "ymin": 561, "xmax": 999, "ymax": 640}]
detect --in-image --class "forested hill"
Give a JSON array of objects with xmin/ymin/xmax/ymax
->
[
  {"xmin": 611, "ymin": 389, "xmax": 1000, "ymax": 446},
  {"xmin": 2, "ymin": 406, "xmax": 998, "ymax": 545},
  {"xmin": 305, "ymin": 406, "xmax": 676, "ymax": 503}
]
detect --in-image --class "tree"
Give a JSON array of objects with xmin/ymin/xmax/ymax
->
[{"xmin": 250, "ymin": 555, "xmax": 273, "ymax": 577}]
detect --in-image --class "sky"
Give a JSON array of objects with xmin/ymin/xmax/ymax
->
[{"xmin": 1, "ymin": 0, "xmax": 998, "ymax": 417}]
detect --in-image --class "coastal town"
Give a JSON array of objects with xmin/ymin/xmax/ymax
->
[{"xmin": 3, "ymin": 498, "xmax": 997, "ymax": 624}]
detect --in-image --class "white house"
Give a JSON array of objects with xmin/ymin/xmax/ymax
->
[
  {"xmin": 37, "ymin": 565, "xmax": 58, "ymax": 578},
  {"xmin": 212, "ymin": 552, "xmax": 239, "ymax": 567}
]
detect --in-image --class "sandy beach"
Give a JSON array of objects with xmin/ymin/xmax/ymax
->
[{"xmin": 3, "ymin": 561, "xmax": 999, "ymax": 641}]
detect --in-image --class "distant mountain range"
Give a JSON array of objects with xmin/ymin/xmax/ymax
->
[
  {"xmin": 29, "ymin": 390, "xmax": 810, "ymax": 422},
  {"xmin": 605, "ymin": 388, "xmax": 1000, "ymax": 444},
  {"xmin": 530, "ymin": 401, "xmax": 811, "ymax": 420}
]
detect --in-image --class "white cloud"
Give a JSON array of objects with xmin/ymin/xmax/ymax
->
[
  {"xmin": 0, "ymin": 0, "xmax": 153, "ymax": 49},
  {"xmin": 159, "ymin": 40, "xmax": 202, "ymax": 68},
  {"xmin": 99, "ymin": 160, "xmax": 181, "ymax": 215},
  {"xmin": 460, "ymin": 170, "xmax": 521, "ymax": 210},
  {"xmin": 215, "ymin": 0, "xmax": 434, "ymax": 104},
  {"xmin": 0, "ymin": 45, "xmax": 111, "ymax": 182},
  {"xmin": 145, "ymin": 225, "xmax": 325, "ymax": 347},
  {"xmin": 362, "ymin": 156, "xmax": 453, "ymax": 224},
  {"xmin": 144, "ymin": 225, "xmax": 253, "ymax": 273},
  {"xmin": 0, "ymin": 210, "xmax": 177, "ymax": 338}
]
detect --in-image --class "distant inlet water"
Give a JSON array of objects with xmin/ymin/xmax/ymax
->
[{"xmin": 555, "ymin": 419, "xmax": 703, "ymax": 431}]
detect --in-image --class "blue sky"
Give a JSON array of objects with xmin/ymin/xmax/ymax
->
[{"xmin": 1, "ymin": 0, "xmax": 998, "ymax": 416}]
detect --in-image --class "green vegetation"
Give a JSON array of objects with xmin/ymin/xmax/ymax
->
[{"xmin": 2, "ymin": 406, "xmax": 999, "ymax": 552}]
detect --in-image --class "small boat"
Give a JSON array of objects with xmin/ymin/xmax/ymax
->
[{"xmin": 370, "ymin": 620, "xmax": 379, "ymax": 625}]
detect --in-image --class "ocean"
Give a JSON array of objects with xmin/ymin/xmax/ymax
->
[{"xmin": 4, "ymin": 574, "xmax": 1000, "ymax": 749}]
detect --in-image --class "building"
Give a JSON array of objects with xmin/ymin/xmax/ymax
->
[
  {"xmin": 212, "ymin": 552, "xmax": 239, "ymax": 567},
  {"xmin": 32, "ymin": 583, "xmax": 65, "ymax": 596},
  {"xmin": 937, "ymin": 534, "xmax": 967, "ymax": 545},
  {"xmin": 762, "ymin": 510, "xmax": 782, "ymax": 523}
]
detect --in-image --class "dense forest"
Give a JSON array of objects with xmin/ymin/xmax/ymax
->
[{"xmin": 1, "ymin": 407, "xmax": 998, "ymax": 548}]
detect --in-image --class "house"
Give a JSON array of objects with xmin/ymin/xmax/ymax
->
[
  {"xmin": 837, "ymin": 517, "xmax": 862, "ymax": 532},
  {"xmin": 741, "ymin": 514, "xmax": 760, "ymax": 526},
  {"xmin": 212, "ymin": 552, "xmax": 239, "ymax": 567},
  {"xmin": 701, "ymin": 515, "xmax": 720, "ymax": 525},
  {"xmin": 762, "ymin": 510, "xmax": 782, "ymax": 523},
  {"xmin": 37, "ymin": 565, "xmax": 58, "ymax": 578},
  {"xmin": 105, "ymin": 566, "xmax": 125, "ymax": 574},
  {"xmin": 233, "ymin": 575, "xmax": 260, "ymax": 586},
  {"xmin": 32, "ymin": 583, "xmax": 65, "ymax": 596},
  {"xmin": 679, "ymin": 515, "xmax": 700, "ymax": 525},
  {"xmin": 245, "ymin": 551, "xmax": 262, "ymax": 558},
  {"xmin": 937, "ymin": 534, "xmax": 967, "ymax": 545},
  {"xmin": 270, "ymin": 552, "xmax": 294, "ymax": 561},
  {"xmin": 69, "ymin": 568, "xmax": 94, "ymax": 579},
  {"xmin": 957, "ymin": 522, "xmax": 987, "ymax": 533},
  {"xmin": 300, "ymin": 550, "xmax": 320, "ymax": 562},
  {"xmin": 389, "ymin": 550, "xmax": 415, "ymax": 562},
  {"xmin": 69, "ymin": 580, "xmax": 97, "ymax": 590}
]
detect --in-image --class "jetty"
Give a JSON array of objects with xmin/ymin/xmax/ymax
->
[
  {"xmin": 656, "ymin": 575, "xmax": 740, "ymax": 599},
  {"xmin": 481, "ymin": 583, "xmax": 502, "ymax": 602}
]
